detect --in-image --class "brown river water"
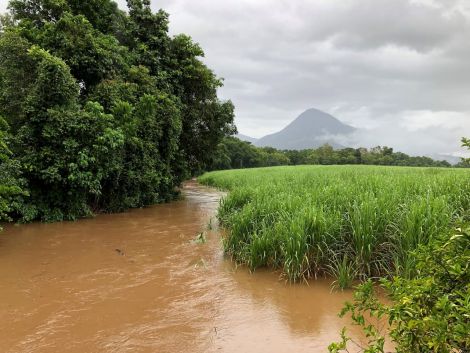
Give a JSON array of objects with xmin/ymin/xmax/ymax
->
[{"xmin": 0, "ymin": 182, "xmax": 371, "ymax": 353}]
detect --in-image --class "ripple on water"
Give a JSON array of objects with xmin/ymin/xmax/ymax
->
[{"xmin": 0, "ymin": 182, "xmax": 383, "ymax": 353}]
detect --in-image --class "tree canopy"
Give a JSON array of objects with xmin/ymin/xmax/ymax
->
[
  {"xmin": 209, "ymin": 137, "xmax": 453, "ymax": 170},
  {"xmin": 0, "ymin": 0, "xmax": 235, "ymax": 221}
]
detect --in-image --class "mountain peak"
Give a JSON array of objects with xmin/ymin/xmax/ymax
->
[
  {"xmin": 285, "ymin": 108, "xmax": 351, "ymax": 130},
  {"xmin": 255, "ymin": 108, "xmax": 355, "ymax": 150}
]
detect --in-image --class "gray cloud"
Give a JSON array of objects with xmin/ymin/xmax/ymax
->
[
  {"xmin": 2, "ymin": 0, "xmax": 469, "ymax": 157},
  {"xmin": 147, "ymin": 0, "xmax": 470, "ymax": 158}
]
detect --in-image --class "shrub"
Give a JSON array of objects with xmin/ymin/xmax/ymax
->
[{"xmin": 329, "ymin": 225, "xmax": 470, "ymax": 353}]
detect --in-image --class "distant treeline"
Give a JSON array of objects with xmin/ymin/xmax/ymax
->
[{"xmin": 209, "ymin": 136, "xmax": 466, "ymax": 170}]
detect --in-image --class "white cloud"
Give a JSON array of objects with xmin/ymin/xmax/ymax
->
[{"xmin": 0, "ymin": 0, "xmax": 7, "ymax": 13}]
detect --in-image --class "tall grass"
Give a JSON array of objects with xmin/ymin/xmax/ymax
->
[{"xmin": 199, "ymin": 165, "xmax": 470, "ymax": 288}]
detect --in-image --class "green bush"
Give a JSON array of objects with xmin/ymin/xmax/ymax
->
[{"xmin": 329, "ymin": 225, "xmax": 470, "ymax": 353}]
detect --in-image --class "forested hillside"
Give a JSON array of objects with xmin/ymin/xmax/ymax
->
[{"xmin": 0, "ymin": 0, "xmax": 235, "ymax": 222}]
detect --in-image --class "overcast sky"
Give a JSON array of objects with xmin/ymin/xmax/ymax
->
[{"xmin": 1, "ymin": 0, "xmax": 469, "ymax": 158}]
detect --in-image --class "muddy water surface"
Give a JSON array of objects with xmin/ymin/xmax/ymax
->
[{"xmin": 0, "ymin": 182, "xmax": 366, "ymax": 353}]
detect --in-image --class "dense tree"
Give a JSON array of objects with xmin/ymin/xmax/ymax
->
[
  {"xmin": 0, "ymin": 0, "xmax": 235, "ymax": 221},
  {"xmin": 209, "ymin": 137, "xmax": 454, "ymax": 171},
  {"xmin": 40, "ymin": 13, "xmax": 129, "ymax": 92},
  {"xmin": 123, "ymin": 0, "xmax": 237, "ymax": 173},
  {"xmin": 67, "ymin": 0, "xmax": 126, "ymax": 35},
  {"xmin": 8, "ymin": 0, "xmax": 69, "ymax": 27},
  {"xmin": 209, "ymin": 137, "xmax": 290, "ymax": 170},
  {"xmin": 0, "ymin": 117, "xmax": 26, "ymax": 224}
]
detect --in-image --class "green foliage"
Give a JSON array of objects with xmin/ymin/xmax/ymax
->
[
  {"xmin": 0, "ymin": 13, "xmax": 14, "ymax": 32},
  {"xmin": 9, "ymin": 0, "xmax": 69, "ymax": 26},
  {"xmin": 209, "ymin": 137, "xmax": 290, "ymax": 170},
  {"xmin": 329, "ymin": 226, "xmax": 470, "ymax": 353},
  {"xmin": 40, "ymin": 12, "xmax": 129, "ymax": 91},
  {"xmin": 457, "ymin": 138, "xmax": 470, "ymax": 167},
  {"xmin": 98, "ymin": 93, "xmax": 183, "ymax": 211},
  {"xmin": 17, "ymin": 102, "xmax": 125, "ymax": 221},
  {"xmin": 199, "ymin": 166, "xmax": 470, "ymax": 285},
  {"xmin": 328, "ymin": 281, "xmax": 388, "ymax": 353},
  {"xmin": 27, "ymin": 45, "xmax": 79, "ymax": 109},
  {"xmin": 209, "ymin": 138, "xmax": 453, "ymax": 171},
  {"xmin": 66, "ymin": 0, "xmax": 125, "ymax": 34},
  {"xmin": 0, "ymin": 32, "xmax": 38, "ymax": 127},
  {"xmin": 0, "ymin": 0, "xmax": 234, "ymax": 221},
  {"xmin": 328, "ymin": 255, "xmax": 358, "ymax": 290},
  {"xmin": 0, "ymin": 117, "xmax": 27, "ymax": 224}
]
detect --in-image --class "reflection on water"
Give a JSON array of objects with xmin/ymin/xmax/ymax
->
[{"xmin": 0, "ymin": 182, "xmax": 368, "ymax": 353}]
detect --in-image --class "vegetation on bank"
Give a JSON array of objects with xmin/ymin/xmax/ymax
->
[
  {"xmin": 0, "ymin": 0, "xmax": 235, "ymax": 222},
  {"xmin": 329, "ymin": 225, "xmax": 470, "ymax": 353},
  {"xmin": 204, "ymin": 142, "xmax": 470, "ymax": 352},
  {"xmin": 209, "ymin": 136, "xmax": 461, "ymax": 171},
  {"xmin": 328, "ymin": 138, "xmax": 470, "ymax": 353},
  {"xmin": 199, "ymin": 165, "xmax": 470, "ymax": 286}
]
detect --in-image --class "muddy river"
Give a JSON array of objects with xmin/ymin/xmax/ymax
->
[{"xmin": 0, "ymin": 182, "xmax": 370, "ymax": 353}]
